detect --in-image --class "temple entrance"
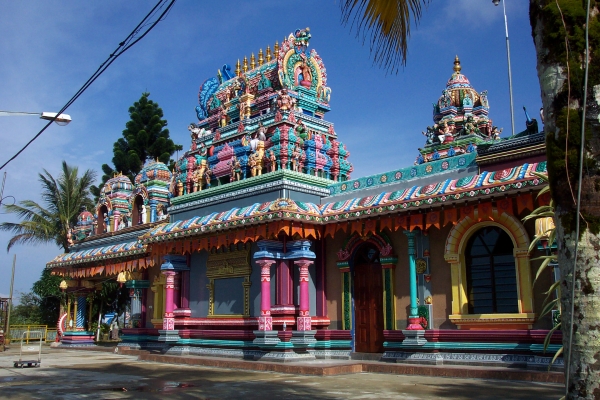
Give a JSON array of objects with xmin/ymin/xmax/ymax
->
[
  {"xmin": 97, "ymin": 205, "xmax": 108, "ymax": 234},
  {"xmin": 132, "ymin": 195, "xmax": 144, "ymax": 226},
  {"xmin": 353, "ymin": 244, "xmax": 384, "ymax": 353}
]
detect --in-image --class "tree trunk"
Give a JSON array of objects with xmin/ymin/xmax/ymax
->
[{"xmin": 530, "ymin": 1, "xmax": 600, "ymax": 398}]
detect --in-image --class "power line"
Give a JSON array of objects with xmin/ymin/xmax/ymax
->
[{"xmin": 0, "ymin": 0, "xmax": 177, "ymax": 171}]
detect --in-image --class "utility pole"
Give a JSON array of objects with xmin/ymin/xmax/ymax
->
[{"xmin": 6, "ymin": 254, "xmax": 16, "ymax": 341}]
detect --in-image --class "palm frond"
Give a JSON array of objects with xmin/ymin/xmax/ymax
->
[
  {"xmin": 2, "ymin": 161, "xmax": 96, "ymax": 252},
  {"xmin": 340, "ymin": 0, "xmax": 429, "ymax": 73}
]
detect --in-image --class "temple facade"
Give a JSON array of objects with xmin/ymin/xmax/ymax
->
[{"xmin": 48, "ymin": 29, "xmax": 559, "ymax": 367}]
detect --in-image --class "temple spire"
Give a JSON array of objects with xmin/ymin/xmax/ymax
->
[{"xmin": 453, "ymin": 55, "xmax": 461, "ymax": 73}]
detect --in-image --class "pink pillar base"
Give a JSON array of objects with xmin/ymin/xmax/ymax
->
[
  {"xmin": 163, "ymin": 313, "xmax": 175, "ymax": 330},
  {"xmin": 258, "ymin": 315, "xmax": 273, "ymax": 331},
  {"xmin": 406, "ymin": 317, "xmax": 424, "ymax": 330},
  {"xmin": 296, "ymin": 315, "xmax": 312, "ymax": 331},
  {"xmin": 163, "ymin": 270, "xmax": 177, "ymax": 331}
]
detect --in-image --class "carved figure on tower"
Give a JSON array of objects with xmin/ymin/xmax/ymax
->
[
  {"xmin": 276, "ymin": 89, "xmax": 296, "ymax": 111},
  {"xmin": 269, "ymin": 150, "xmax": 277, "ymax": 172},
  {"xmin": 256, "ymin": 122, "xmax": 267, "ymax": 141}
]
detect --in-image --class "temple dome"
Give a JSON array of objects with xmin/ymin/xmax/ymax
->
[
  {"xmin": 135, "ymin": 160, "xmax": 172, "ymax": 184},
  {"xmin": 433, "ymin": 56, "xmax": 490, "ymax": 126},
  {"xmin": 77, "ymin": 210, "xmax": 94, "ymax": 226},
  {"xmin": 101, "ymin": 174, "xmax": 133, "ymax": 195}
]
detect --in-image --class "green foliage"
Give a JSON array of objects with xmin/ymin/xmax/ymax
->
[
  {"xmin": 91, "ymin": 92, "xmax": 182, "ymax": 199},
  {"xmin": 32, "ymin": 269, "xmax": 63, "ymax": 326},
  {"xmin": 523, "ymin": 179, "xmax": 562, "ymax": 368},
  {"xmin": 10, "ymin": 292, "xmax": 43, "ymax": 325},
  {"xmin": 0, "ymin": 161, "xmax": 96, "ymax": 251},
  {"xmin": 339, "ymin": 0, "xmax": 429, "ymax": 73}
]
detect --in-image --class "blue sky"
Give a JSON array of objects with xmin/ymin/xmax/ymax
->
[{"xmin": 0, "ymin": 1, "xmax": 541, "ymax": 300}]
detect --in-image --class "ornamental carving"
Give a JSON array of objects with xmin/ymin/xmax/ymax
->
[{"xmin": 206, "ymin": 247, "xmax": 251, "ymax": 279}]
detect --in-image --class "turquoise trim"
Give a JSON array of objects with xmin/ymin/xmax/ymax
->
[
  {"xmin": 313, "ymin": 340, "xmax": 352, "ymax": 349},
  {"xmin": 383, "ymin": 341, "xmax": 562, "ymax": 354},
  {"xmin": 328, "ymin": 152, "xmax": 477, "ymax": 196},
  {"xmin": 171, "ymin": 169, "xmax": 332, "ymax": 206},
  {"xmin": 177, "ymin": 339, "xmax": 253, "ymax": 348},
  {"xmin": 121, "ymin": 334, "xmax": 159, "ymax": 342},
  {"xmin": 63, "ymin": 331, "xmax": 94, "ymax": 336}
]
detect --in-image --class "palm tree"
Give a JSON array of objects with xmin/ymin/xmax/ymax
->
[
  {"xmin": 0, "ymin": 161, "xmax": 96, "ymax": 252},
  {"xmin": 340, "ymin": 1, "xmax": 600, "ymax": 397}
]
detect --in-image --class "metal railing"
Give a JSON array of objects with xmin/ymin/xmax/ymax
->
[{"xmin": 8, "ymin": 325, "xmax": 48, "ymax": 343}]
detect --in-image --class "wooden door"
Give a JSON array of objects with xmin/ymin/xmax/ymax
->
[{"xmin": 354, "ymin": 261, "xmax": 384, "ymax": 353}]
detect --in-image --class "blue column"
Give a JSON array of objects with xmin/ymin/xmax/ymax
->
[
  {"xmin": 404, "ymin": 230, "xmax": 423, "ymax": 330},
  {"xmin": 149, "ymin": 200, "xmax": 158, "ymax": 223},
  {"xmin": 76, "ymin": 296, "xmax": 86, "ymax": 330}
]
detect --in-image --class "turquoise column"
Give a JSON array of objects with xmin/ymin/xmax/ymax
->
[{"xmin": 404, "ymin": 230, "xmax": 423, "ymax": 330}]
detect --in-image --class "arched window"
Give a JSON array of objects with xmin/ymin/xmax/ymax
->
[{"xmin": 466, "ymin": 226, "xmax": 518, "ymax": 314}]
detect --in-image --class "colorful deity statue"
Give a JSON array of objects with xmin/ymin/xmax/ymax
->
[
  {"xmin": 204, "ymin": 166, "xmax": 212, "ymax": 188},
  {"xmin": 291, "ymin": 145, "xmax": 302, "ymax": 172},
  {"xmin": 276, "ymin": 89, "xmax": 296, "ymax": 111},
  {"xmin": 66, "ymin": 228, "xmax": 74, "ymax": 247},
  {"xmin": 248, "ymin": 155, "xmax": 257, "ymax": 177},
  {"xmin": 491, "ymin": 126, "xmax": 503, "ymax": 140},
  {"xmin": 297, "ymin": 61, "xmax": 312, "ymax": 88},
  {"xmin": 256, "ymin": 122, "xmax": 267, "ymax": 141},
  {"xmin": 461, "ymin": 115, "xmax": 481, "ymax": 136},
  {"xmin": 193, "ymin": 159, "xmax": 211, "ymax": 192},
  {"xmin": 230, "ymin": 156, "xmax": 242, "ymax": 182},
  {"xmin": 250, "ymin": 141, "xmax": 265, "ymax": 177},
  {"xmin": 295, "ymin": 120, "xmax": 308, "ymax": 145},
  {"xmin": 220, "ymin": 104, "xmax": 228, "ymax": 128},
  {"xmin": 269, "ymin": 150, "xmax": 277, "ymax": 172},
  {"xmin": 188, "ymin": 123, "xmax": 201, "ymax": 140},
  {"xmin": 238, "ymin": 101, "xmax": 248, "ymax": 121}
]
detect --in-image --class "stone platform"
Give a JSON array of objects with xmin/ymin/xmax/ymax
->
[{"xmin": 57, "ymin": 345, "xmax": 564, "ymax": 384}]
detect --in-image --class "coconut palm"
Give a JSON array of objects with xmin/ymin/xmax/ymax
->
[
  {"xmin": 340, "ymin": 0, "xmax": 600, "ymax": 397},
  {"xmin": 0, "ymin": 161, "xmax": 96, "ymax": 252}
]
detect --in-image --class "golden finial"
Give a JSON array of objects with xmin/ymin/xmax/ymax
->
[
  {"xmin": 274, "ymin": 41, "xmax": 279, "ymax": 55},
  {"xmin": 235, "ymin": 59, "xmax": 241, "ymax": 76},
  {"xmin": 453, "ymin": 55, "xmax": 461, "ymax": 73},
  {"xmin": 266, "ymin": 45, "xmax": 272, "ymax": 62},
  {"xmin": 243, "ymin": 56, "xmax": 248, "ymax": 73},
  {"xmin": 250, "ymin": 53, "xmax": 256, "ymax": 70},
  {"xmin": 258, "ymin": 49, "xmax": 264, "ymax": 66}
]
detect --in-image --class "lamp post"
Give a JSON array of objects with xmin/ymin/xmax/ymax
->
[
  {"xmin": 0, "ymin": 110, "xmax": 72, "ymax": 125},
  {"xmin": 492, "ymin": 0, "xmax": 515, "ymax": 137}
]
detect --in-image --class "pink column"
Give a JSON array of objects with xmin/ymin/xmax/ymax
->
[
  {"xmin": 113, "ymin": 210, "xmax": 120, "ymax": 231},
  {"xmin": 256, "ymin": 259, "xmax": 276, "ymax": 331},
  {"xmin": 295, "ymin": 259, "xmax": 313, "ymax": 330},
  {"xmin": 162, "ymin": 270, "xmax": 177, "ymax": 330}
]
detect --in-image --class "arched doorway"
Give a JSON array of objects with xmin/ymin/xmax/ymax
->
[
  {"xmin": 353, "ymin": 243, "xmax": 384, "ymax": 353},
  {"xmin": 132, "ymin": 195, "xmax": 144, "ymax": 226},
  {"xmin": 97, "ymin": 205, "xmax": 108, "ymax": 234}
]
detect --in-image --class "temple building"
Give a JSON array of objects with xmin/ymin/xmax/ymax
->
[{"xmin": 47, "ymin": 29, "xmax": 559, "ymax": 367}]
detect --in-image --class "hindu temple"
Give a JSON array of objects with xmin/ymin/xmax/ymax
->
[{"xmin": 47, "ymin": 28, "xmax": 558, "ymax": 368}]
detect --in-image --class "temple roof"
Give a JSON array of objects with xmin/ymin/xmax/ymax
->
[
  {"xmin": 142, "ymin": 161, "xmax": 546, "ymax": 244},
  {"xmin": 135, "ymin": 160, "xmax": 172, "ymax": 184},
  {"xmin": 47, "ymin": 240, "xmax": 146, "ymax": 268}
]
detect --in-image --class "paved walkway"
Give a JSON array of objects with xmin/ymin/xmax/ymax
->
[{"xmin": 0, "ymin": 347, "xmax": 563, "ymax": 399}]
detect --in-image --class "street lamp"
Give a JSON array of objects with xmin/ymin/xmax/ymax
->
[
  {"xmin": 0, "ymin": 110, "xmax": 72, "ymax": 125},
  {"xmin": 492, "ymin": 0, "xmax": 516, "ymax": 137}
]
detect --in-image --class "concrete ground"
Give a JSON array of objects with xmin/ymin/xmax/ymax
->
[{"xmin": 0, "ymin": 347, "xmax": 563, "ymax": 399}]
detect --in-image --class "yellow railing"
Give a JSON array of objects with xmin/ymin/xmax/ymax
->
[{"xmin": 8, "ymin": 325, "xmax": 48, "ymax": 343}]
